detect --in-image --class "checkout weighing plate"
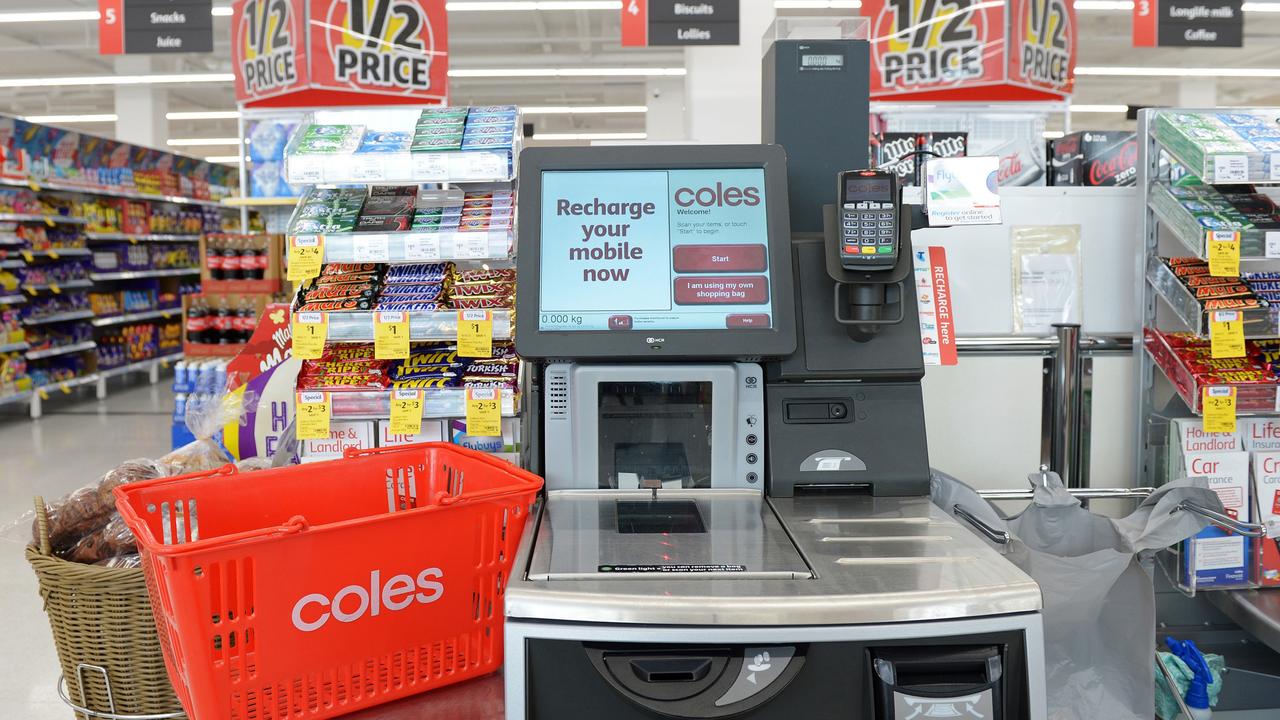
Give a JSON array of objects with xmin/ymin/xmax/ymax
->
[{"xmin": 529, "ymin": 490, "xmax": 813, "ymax": 581}]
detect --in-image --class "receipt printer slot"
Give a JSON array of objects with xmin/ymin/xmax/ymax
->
[{"xmin": 784, "ymin": 400, "xmax": 850, "ymax": 423}]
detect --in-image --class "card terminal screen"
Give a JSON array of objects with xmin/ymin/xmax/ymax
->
[
  {"xmin": 538, "ymin": 168, "xmax": 773, "ymax": 332},
  {"xmin": 844, "ymin": 175, "xmax": 894, "ymax": 203}
]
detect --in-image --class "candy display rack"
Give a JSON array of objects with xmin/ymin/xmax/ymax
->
[
  {"xmin": 1135, "ymin": 108, "xmax": 1280, "ymax": 595},
  {"xmin": 285, "ymin": 105, "xmax": 523, "ymax": 463}
]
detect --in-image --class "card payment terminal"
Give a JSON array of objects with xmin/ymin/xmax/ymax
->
[{"xmin": 838, "ymin": 169, "xmax": 898, "ymax": 270}]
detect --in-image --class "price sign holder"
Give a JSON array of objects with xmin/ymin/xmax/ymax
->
[
  {"xmin": 296, "ymin": 391, "xmax": 333, "ymax": 440},
  {"xmin": 389, "ymin": 389, "xmax": 424, "ymax": 436},
  {"xmin": 292, "ymin": 311, "xmax": 328, "ymax": 359},
  {"xmin": 1208, "ymin": 231, "xmax": 1241, "ymax": 277},
  {"xmin": 374, "ymin": 310, "xmax": 410, "ymax": 359},
  {"xmin": 1202, "ymin": 386, "xmax": 1237, "ymax": 433},
  {"xmin": 1210, "ymin": 310, "xmax": 1245, "ymax": 359},
  {"xmin": 466, "ymin": 387, "xmax": 502, "ymax": 437},
  {"xmin": 457, "ymin": 309, "xmax": 493, "ymax": 358},
  {"xmin": 288, "ymin": 235, "xmax": 324, "ymax": 281}
]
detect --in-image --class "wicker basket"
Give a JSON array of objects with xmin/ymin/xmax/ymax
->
[{"xmin": 26, "ymin": 496, "xmax": 186, "ymax": 720}]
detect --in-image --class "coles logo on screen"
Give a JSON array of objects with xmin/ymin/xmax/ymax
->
[
  {"xmin": 673, "ymin": 182, "xmax": 761, "ymax": 212},
  {"xmin": 291, "ymin": 567, "xmax": 444, "ymax": 632}
]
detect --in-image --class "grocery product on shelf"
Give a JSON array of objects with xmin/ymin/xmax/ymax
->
[{"xmin": 1154, "ymin": 111, "xmax": 1280, "ymax": 182}]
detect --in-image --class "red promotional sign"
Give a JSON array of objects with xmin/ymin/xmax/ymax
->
[
  {"xmin": 863, "ymin": 0, "xmax": 1075, "ymax": 102},
  {"xmin": 928, "ymin": 246, "xmax": 957, "ymax": 366},
  {"xmin": 621, "ymin": 0, "xmax": 648, "ymax": 47},
  {"xmin": 232, "ymin": 0, "xmax": 309, "ymax": 104},
  {"xmin": 99, "ymin": 0, "xmax": 125, "ymax": 55},
  {"xmin": 1133, "ymin": 0, "xmax": 1158, "ymax": 45},
  {"xmin": 232, "ymin": 0, "xmax": 448, "ymax": 109}
]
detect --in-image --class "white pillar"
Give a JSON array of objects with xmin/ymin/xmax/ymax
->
[
  {"xmin": 113, "ymin": 56, "xmax": 169, "ymax": 148},
  {"xmin": 682, "ymin": 3, "xmax": 775, "ymax": 143},
  {"xmin": 1177, "ymin": 77, "xmax": 1217, "ymax": 108},
  {"xmin": 646, "ymin": 77, "xmax": 686, "ymax": 141}
]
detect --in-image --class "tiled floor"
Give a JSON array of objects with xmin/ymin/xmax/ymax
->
[{"xmin": 1, "ymin": 382, "xmax": 1276, "ymax": 720}]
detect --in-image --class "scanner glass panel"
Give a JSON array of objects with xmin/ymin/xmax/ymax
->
[{"xmin": 599, "ymin": 380, "xmax": 713, "ymax": 490}]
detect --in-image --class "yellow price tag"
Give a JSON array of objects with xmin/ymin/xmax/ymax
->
[
  {"xmin": 287, "ymin": 235, "xmax": 324, "ymax": 281},
  {"xmin": 49, "ymin": 283, "xmax": 60, "ymax": 294},
  {"xmin": 295, "ymin": 391, "xmax": 332, "ymax": 440},
  {"xmin": 19, "ymin": 250, "xmax": 33, "ymax": 262},
  {"xmin": 1208, "ymin": 231, "xmax": 1241, "ymax": 277},
  {"xmin": 43, "ymin": 217, "xmax": 55, "ymax": 228},
  {"xmin": 26, "ymin": 178, "xmax": 40, "ymax": 192},
  {"xmin": 24, "ymin": 286, "xmax": 36, "ymax": 296},
  {"xmin": 47, "ymin": 249, "xmax": 59, "ymax": 260},
  {"xmin": 291, "ymin": 311, "xmax": 328, "ymax": 360},
  {"xmin": 37, "ymin": 388, "xmax": 48, "ymax": 400},
  {"xmin": 374, "ymin": 310, "xmax": 410, "ymax": 359},
  {"xmin": 465, "ymin": 387, "xmax": 502, "ymax": 437},
  {"xmin": 389, "ymin": 388, "xmax": 424, "ymax": 436},
  {"xmin": 59, "ymin": 383, "xmax": 70, "ymax": 395},
  {"xmin": 1210, "ymin": 310, "xmax": 1246, "ymax": 359},
  {"xmin": 1202, "ymin": 386, "xmax": 1237, "ymax": 433},
  {"xmin": 456, "ymin": 309, "xmax": 493, "ymax": 358}
]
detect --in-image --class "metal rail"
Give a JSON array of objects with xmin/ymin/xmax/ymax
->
[{"xmin": 955, "ymin": 334, "xmax": 1133, "ymax": 355}]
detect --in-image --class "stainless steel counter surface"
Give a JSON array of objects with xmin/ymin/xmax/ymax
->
[{"xmin": 507, "ymin": 494, "xmax": 1042, "ymax": 626}]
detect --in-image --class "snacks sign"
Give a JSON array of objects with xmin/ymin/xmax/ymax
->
[
  {"xmin": 232, "ymin": 0, "xmax": 449, "ymax": 108},
  {"xmin": 862, "ymin": 0, "xmax": 1075, "ymax": 101}
]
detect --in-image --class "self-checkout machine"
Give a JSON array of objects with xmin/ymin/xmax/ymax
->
[{"xmin": 503, "ymin": 18, "xmax": 1045, "ymax": 720}]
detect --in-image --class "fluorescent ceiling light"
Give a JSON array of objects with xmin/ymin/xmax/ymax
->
[
  {"xmin": 1073, "ymin": 1, "xmax": 1132, "ymax": 8},
  {"xmin": 522, "ymin": 105, "xmax": 647, "ymax": 114},
  {"xmin": 0, "ymin": 73, "xmax": 233, "ymax": 88},
  {"xmin": 775, "ymin": 1, "xmax": 861, "ymax": 8},
  {"xmin": 450, "ymin": 67, "xmax": 685, "ymax": 78},
  {"xmin": 168, "ymin": 138, "xmax": 245, "ymax": 147},
  {"xmin": 0, "ymin": 5, "xmax": 232, "ymax": 23},
  {"xmin": 167, "ymin": 110, "xmax": 241, "ymax": 120},
  {"xmin": 24, "ymin": 113, "xmax": 118, "ymax": 123},
  {"xmin": 1043, "ymin": 131, "xmax": 1065, "ymax": 139},
  {"xmin": 1077, "ymin": 66, "xmax": 1280, "ymax": 78},
  {"xmin": 206, "ymin": 155, "xmax": 250, "ymax": 164},
  {"xmin": 447, "ymin": 1, "xmax": 621, "ymax": 8},
  {"xmin": 1069, "ymin": 104, "xmax": 1128, "ymax": 113},
  {"xmin": 536, "ymin": 132, "xmax": 648, "ymax": 141}
]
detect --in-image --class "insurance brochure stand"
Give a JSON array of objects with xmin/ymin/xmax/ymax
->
[{"xmin": 280, "ymin": 106, "xmax": 522, "ymax": 463}]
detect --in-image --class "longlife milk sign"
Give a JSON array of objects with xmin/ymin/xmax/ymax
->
[
  {"xmin": 232, "ymin": 0, "xmax": 449, "ymax": 108},
  {"xmin": 862, "ymin": 0, "xmax": 1076, "ymax": 101}
]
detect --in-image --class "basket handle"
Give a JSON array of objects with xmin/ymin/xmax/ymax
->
[{"xmin": 33, "ymin": 495, "xmax": 50, "ymax": 557}]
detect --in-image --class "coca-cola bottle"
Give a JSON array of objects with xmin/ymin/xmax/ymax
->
[
  {"xmin": 205, "ymin": 236, "xmax": 224, "ymax": 280},
  {"xmin": 232, "ymin": 297, "xmax": 253, "ymax": 343},
  {"xmin": 242, "ymin": 236, "xmax": 264, "ymax": 280},
  {"xmin": 221, "ymin": 236, "xmax": 242, "ymax": 280},
  {"xmin": 212, "ymin": 295, "xmax": 232, "ymax": 344},
  {"xmin": 185, "ymin": 296, "xmax": 209, "ymax": 344}
]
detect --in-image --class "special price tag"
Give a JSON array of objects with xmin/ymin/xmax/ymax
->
[
  {"xmin": 292, "ymin": 311, "xmax": 328, "ymax": 360},
  {"xmin": 295, "ymin": 391, "xmax": 332, "ymax": 440},
  {"xmin": 465, "ymin": 387, "xmax": 502, "ymax": 437},
  {"xmin": 1203, "ymin": 386, "xmax": 1237, "ymax": 434},
  {"xmin": 1210, "ymin": 310, "xmax": 1246, "ymax": 359},
  {"xmin": 374, "ymin": 311, "xmax": 410, "ymax": 359},
  {"xmin": 389, "ymin": 389, "xmax": 424, "ymax": 436},
  {"xmin": 1208, "ymin": 231, "xmax": 1241, "ymax": 277},
  {"xmin": 287, "ymin": 235, "xmax": 324, "ymax": 281},
  {"xmin": 457, "ymin": 309, "xmax": 493, "ymax": 358}
]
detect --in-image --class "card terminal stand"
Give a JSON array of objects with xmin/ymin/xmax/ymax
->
[{"xmin": 506, "ymin": 27, "xmax": 1046, "ymax": 719}]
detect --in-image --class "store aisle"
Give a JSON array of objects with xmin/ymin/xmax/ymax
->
[{"xmin": 0, "ymin": 383, "xmax": 173, "ymax": 720}]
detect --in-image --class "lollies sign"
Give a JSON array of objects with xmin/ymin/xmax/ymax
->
[{"xmin": 232, "ymin": 0, "xmax": 449, "ymax": 108}]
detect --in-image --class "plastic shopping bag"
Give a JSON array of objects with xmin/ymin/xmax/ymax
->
[{"xmin": 931, "ymin": 470, "xmax": 1222, "ymax": 720}]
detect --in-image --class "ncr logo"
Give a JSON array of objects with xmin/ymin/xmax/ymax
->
[{"xmin": 291, "ymin": 567, "xmax": 445, "ymax": 632}]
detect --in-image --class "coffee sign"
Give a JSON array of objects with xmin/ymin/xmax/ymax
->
[{"xmin": 1134, "ymin": 0, "xmax": 1243, "ymax": 47}]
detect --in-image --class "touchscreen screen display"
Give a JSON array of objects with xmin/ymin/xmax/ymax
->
[{"xmin": 538, "ymin": 168, "xmax": 772, "ymax": 332}]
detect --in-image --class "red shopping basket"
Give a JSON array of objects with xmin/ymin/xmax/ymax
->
[{"xmin": 114, "ymin": 443, "xmax": 542, "ymax": 720}]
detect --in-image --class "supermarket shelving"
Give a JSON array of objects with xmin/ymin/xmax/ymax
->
[
  {"xmin": 26, "ymin": 340, "xmax": 96, "ymax": 361},
  {"xmin": 1145, "ymin": 256, "xmax": 1280, "ymax": 338},
  {"xmin": 0, "ymin": 341, "xmax": 28, "ymax": 353},
  {"xmin": 222, "ymin": 196, "xmax": 299, "ymax": 207},
  {"xmin": 0, "ymin": 213, "xmax": 89, "ymax": 224},
  {"xmin": 22, "ymin": 352, "xmax": 182, "ymax": 419},
  {"xmin": 21, "ymin": 248, "xmax": 92, "ymax": 258},
  {"xmin": 1148, "ymin": 183, "xmax": 1280, "ymax": 261},
  {"xmin": 1152, "ymin": 110, "xmax": 1280, "ymax": 184},
  {"xmin": 0, "ymin": 175, "xmax": 228, "ymax": 208},
  {"xmin": 23, "ymin": 310, "xmax": 95, "ymax": 326},
  {"xmin": 329, "ymin": 388, "xmax": 519, "ymax": 420},
  {"xmin": 91, "ymin": 307, "xmax": 181, "ymax": 327},
  {"xmin": 319, "ymin": 309, "xmax": 514, "ymax": 342},
  {"xmin": 306, "ymin": 229, "xmax": 514, "ymax": 264},
  {"xmin": 0, "ymin": 295, "xmax": 27, "ymax": 305},
  {"xmin": 90, "ymin": 268, "xmax": 200, "ymax": 281},
  {"xmin": 20, "ymin": 279, "xmax": 93, "ymax": 293},
  {"xmin": 84, "ymin": 231, "xmax": 202, "ymax": 243}
]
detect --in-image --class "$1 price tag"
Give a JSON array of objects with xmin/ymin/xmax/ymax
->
[
  {"xmin": 374, "ymin": 310, "xmax": 409, "ymax": 359},
  {"xmin": 288, "ymin": 235, "xmax": 324, "ymax": 281},
  {"xmin": 292, "ymin": 312, "xmax": 328, "ymax": 359},
  {"xmin": 295, "ymin": 391, "xmax": 332, "ymax": 440},
  {"xmin": 1202, "ymin": 386, "xmax": 1237, "ymax": 434},
  {"xmin": 1210, "ymin": 310, "xmax": 1246, "ymax": 359},
  {"xmin": 466, "ymin": 387, "xmax": 502, "ymax": 437},
  {"xmin": 389, "ymin": 389, "xmax": 424, "ymax": 436},
  {"xmin": 456, "ymin": 309, "xmax": 493, "ymax": 357},
  {"xmin": 1208, "ymin": 231, "xmax": 1241, "ymax": 277}
]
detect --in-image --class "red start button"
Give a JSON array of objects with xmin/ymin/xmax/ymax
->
[
  {"xmin": 672, "ymin": 244, "xmax": 767, "ymax": 273},
  {"xmin": 673, "ymin": 276, "xmax": 770, "ymax": 305},
  {"xmin": 726, "ymin": 314, "xmax": 771, "ymax": 328}
]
